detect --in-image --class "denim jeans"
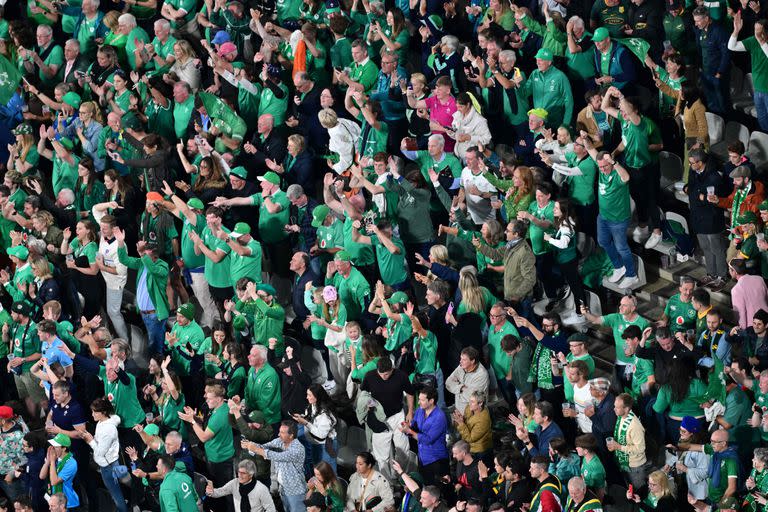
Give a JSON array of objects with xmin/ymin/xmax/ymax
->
[
  {"xmin": 100, "ymin": 461, "xmax": 128, "ymax": 512},
  {"xmin": 105, "ymin": 287, "xmax": 129, "ymax": 341},
  {"xmin": 309, "ymin": 438, "xmax": 338, "ymax": 472},
  {"xmin": 281, "ymin": 492, "xmax": 307, "ymax": 512},
  {"xmin": 141, "ymin": 312, "xmax": 166, "ymax": 354},
  {"xmin": 756, "ymin": 91, "xmax": 768, "ymax": 132},
  {"xmin": 596, "ymin": 215, "xmax": 636, "ymax": 277}
]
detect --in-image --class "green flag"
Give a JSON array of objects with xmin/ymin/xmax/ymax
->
[
  {"xmin": 701, "ymin": 356, "xmax": 727, "ymax": 405},
  {"xmin": 0, "ymin": 54, "xmax": 21, "ymax": 105},
  {"xmin": 618, "ymin": 38, "xmax": 651, "ymax": 62}
]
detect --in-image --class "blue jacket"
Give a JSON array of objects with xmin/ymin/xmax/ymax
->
[
  {"xmin": 529, "ymin": 421, "xmax": 565, "ymax": 457},
  {"xmin": 694, "ymin": 21, "xmax": 730, "ymax": 76},
  {"xmin": 411, "ymin": 407, "xmax": 449, "ymax": 466},
  {"xmin": 592, "ymin": 42, "xmax": 636, "ymax": 90}
]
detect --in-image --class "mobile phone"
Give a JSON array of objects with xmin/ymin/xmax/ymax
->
[
  {"xmin": 628, "ymin": 484, "xmax": 634, "ymax": 496},
  {"xmin": 447, "ymin": 301, "xmax": 454, "ymax": 316}
]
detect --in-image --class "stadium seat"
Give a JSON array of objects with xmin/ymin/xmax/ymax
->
[
  {"xmin": 733, "ymin": 73, "xmax": 755, "ymax": 112},
  {"xmin": 711, "ymin": 121, "xmax": 750, "ymax": 159},
  {"xmin": 747, "ymin": 131, "xmax": 768, "ymax": 168},
  {"xmin": 705, "ymin": 112, "xmax": 724, "ymax": 145},
  {"xmin": 602, "ymin": 254, "xmax": 646, "ymax": 292},
  {"xmin": 336, "ymin": 426, "xmax": 368, "ymax": 469},
  {"xmin": 659, "ymin": 151, "xmax": 683, "ymax": 191}
]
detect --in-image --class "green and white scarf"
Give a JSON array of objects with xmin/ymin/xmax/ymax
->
[
  {"xmin": 528, "ymin": 342, "xmax": 554, "ymax": 389},
  {"xmin": 613, "ymin": 412, "xmax": 637, "ymax": 471},
  {"xmin": 731, "ymin": 183, "xmax": 751, "ymax": 234}
]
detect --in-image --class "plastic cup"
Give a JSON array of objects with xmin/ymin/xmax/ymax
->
[
  {"xmin": 145, "ymin": 412, "xmax": 154, "ymax": 423},
  {"xmin": 707, "ymin": 186, "xmax": 715, "ymax": 195}
]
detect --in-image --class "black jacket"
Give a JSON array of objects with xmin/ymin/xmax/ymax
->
[
  {"xmin": 240, "ymin": 128, "xmax": 288, "ymax": 175},
  {"xmin": 293, "ymin": 85, "xmax": 328, "ymax": 153},
  {"xmin": 687, "ymin": 162, "xmax": 726, "ymax": 235},
  {"xmin": 292, "ymin": 268, "xmax": 321, "ymax": 323}
]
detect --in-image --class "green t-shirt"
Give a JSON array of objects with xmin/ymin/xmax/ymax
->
[
  {"xmin": 744, "ymin": 37, "xmax": 768, "ymax": 93},
  {"xmin": 384, "ymin": 313, "xmax": 412, "ymax": 351},
  {"xmin": 173, "ymin": 96, "xmax": 195, "ymax": 140},
  {"xmin": 653, "ymin": 378, "xmax": 706, "ymax": 418},
  {"xmin": 752, "ymin": 381, "xmax": 768, "ymax": 441},
  {"xmin": 330, "ymin": 38, "xmax": 353, "ymax": 70},
  {"xmin": 565, "ymin": 153, "xmax": 597, "ymax": 206},
  {"xmin": 37, "ymin": 44, "xmax": 64, "ymax": 88},
  {"xmin": 201, "ymin": 226, "xmax": 232, "ymax": 288},
  {"xmin": 70, "ymin": 238, "xmax": 98, "ymax": 264},
  {"xmin": 160, "ymin": 393, "xmax": 187, "ymax": 438},
  {"xmin": 76, "ymin": 15, "xmax": 101, "ymax": 59},
  {"xmin": 342, "ymin": 217, "xmax": 375, "ymax": 267},
  {"xmin": 602, "ymin": 313, "xmax": 651, "ymax": 365},
  {"xmin": 527, "ymin": 200, "xmax": 555, "ymax": 255},
  {"xmin": 703, "ymin": 443, "xmax": 739, "ymax": 503},
  {"xmin": 166, "ymin": 0, "xmax": 197, "ymax": 27},
  {"xmin": 328, "ymin": 268, "xmax": 371, "ymax": 321},
  {"xmin": 349, "ymin": 59, "xmax": 379, "ymax": 93},
  {"xmin": 581, "ymin": 455, "xmax": 606, "ymax": 490},
  {"xmin": 180, "ymin": 214, "xmax": 206, "ymax": 269},
  {"xmin": 316, "ymin": 219, "xmax": 344, "ymax": 253},
  {"xmin": 10, "ymin": 320, "xmax": 39, "ymax": 373},
  {"xmin": 250, "ymin": 191, "xmax": 290, "ymax": 244},
  {"xmin": 413, "ymin": 331, "xmax": 438, "ymax": 376},
  {"xmin": 370, "ymin": 233, "xmax": 408, "ymax": 286},
  {"xmin": 664, "ymin": 293, "xmax": 697, "ymax": 334},
  {"xmin": 52, "ymin": 153, "xmax": 80, "ymax": 197},
  {"xmin": 204, "ymin": 403, "xmax": 235, "ymax": 463},
  {"xmin": 597, "ymin": 168, "xmax": 631, "ymax": 222},
  {"xmin": 99, "ymin": 365, "xmax": 145, "ymax": 428},
  {"xmin": 488, "ymin": 321, "xmax": 520, "ymax": 379},
  {"xmin": 618, "ymin": 113, "xmax": 661, "ymax": 168},
  {"xmin": 230, "ymin": 238, "xmax": 263, "ymax": 286},
  {"xmin": 276, "ymin": 0, "xmax": 303, "ymax": 21},
  {"xmin": 356, "ymin": 112, "xmax": 389, "ymax": 159}
]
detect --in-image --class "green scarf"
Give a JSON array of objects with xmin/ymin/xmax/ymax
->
[
  {"xmin": 565, "ymin": 497, "xmax": 603, "ymax": 512},
  {"xmin": 528, "ymin": 342, "xmax": 554, "ymax": 389},
  {"xmin": 614, "ymin": 411, "xmax": 636, "ymax": 471},
  {"xmin": 731, "ymin": 184, "xmax": 751, "ymax": 237},
  {"xmin": 745, "ymin": 469, "xmax": 768, "ymax": 512},
  {"xmin": 49, "ymin": 452, "xmax": 73, "ymax": 495}
]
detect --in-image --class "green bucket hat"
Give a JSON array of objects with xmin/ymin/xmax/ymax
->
[
  {"xmin": 143, "ymin": 424, "xmax": 160, "ymax": 436},
  {"xmin": 229, "ymin": 166, "xmax": 248, "ymax": 180},
  {"xmin": 257, "ymin": 283, "xmax": 277, "ymax": 296},
  {"xmin": 258, "ymin": 171, "xmax": 280, "ymax": 186},
  {"xmin": 7, "ymin": 245, "xmax": 28, "ymax": 260},
  {"xmin": 311, "ymin": 205, "xmax": 330, "ymax": 228},
  {"xmin": 12, "ymin": 123, "xmax": 32, "ymax": 136},
  {"xmin": 738, "ymin": 211, "xmax": 758, "ymax": 225},
  {"xmin": 591, "ymin": 27, "xmax": 610, "ymax": 42},
  {"xmin": 178, "ymin": 303, "xmax": 195, "ymax": 320},
  {"xmin": 334, "ymin": 250, "xmax": 351, "ymax": 262}
]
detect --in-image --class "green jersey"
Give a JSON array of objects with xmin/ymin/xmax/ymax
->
[
  {"xmin": 527, "ymin": 200, "xmax": 555, "ymax": 255},
  {"xmin": 99, "ymin": 365, "xmax": 145, "ymax": 428},
  {"xmin": 173, "ymin": 96, "xmax": 195, "ymax": 140},
  {"xmin": 201, "ymin": 226, "xmax": 232, "ymax": 288},
  {"xmin": 704, "ymin": 443, "xmax": 739, "ymax": 503},
  {"xmin": 328, "ymin": 268, "xmax": 371, "ymax": 321},
  {"xmin": 180, "ymin": 213, "xmax": 206, "ymax": 269},
  {"xmin": 342, "ymin": 217, "xmax": 375, "ymax": 267},
  {"xmin": 413, "ymin": 331, "xmax": 438, "ymax": 376},
  {"xmin": 664, "ymin": 293, "xmax": 696, "ymax": 334},
  {"xmin": 230, "ymin": 238, "xmax": 263, "ymax": 286},
  {"xmin": 564, "ymin": 153, "xmax": 597, "ymax": 206},
  {"xmin": 159, "ymin": 462, "xmax": 199, "ymax": 512},
  {"xmin": 52, "ymin": 153, "xmax": 80, "ymax": 197},
  {"xmin": 597, "ymin": 169, "xmax": 631, "ymax": 222},
  {"xmin": 204, "ymin": 403, "xmax": 234, "ymax": 463},
  {"xmin": 383, "ymin": 313, "xmax": 412, "ymax": 352},
  {"xmin": 244, "ymin": 364, "xmax": 281, "ymax": 424},
  {"xmin": 10, "ymin": 319, "xmax": 39, "ymax": 373},
  {"xmin": 581, "ymin": 455, "xmax": 606, "ymax": 490},
  {"xmin": 488, "ymin": 321, "xmax": 520, "ymax": 380},
  {"xmin": 250, "ymin": 191, "xmax": 290, "ymax": 244},
  {"xmin": 602, "ymin": 313, "xmax": 650, "ymax": 365},
  {"xmin": 618, "ymin": 113, "xmax": 661, "ymax": 168},
  {"xmin": 251, "ymin": 299, "xmax": 285, "ymax": 356},
  {"xmin": 370, "ymin": 233, "xmax": 408, "ymax": 286}
]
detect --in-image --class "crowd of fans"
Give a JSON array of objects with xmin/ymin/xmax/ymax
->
[{"xmin": 1, "ymin": 0, "xmax": 768, "ymax": 511}]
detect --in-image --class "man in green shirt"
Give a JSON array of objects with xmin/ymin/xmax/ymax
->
[
  {"xmin": 247, "ymin": 171, "xmax": 292, "ymax": 277},
  {"xmin": 249, "ymin": 283, "xmax": 285, "ymax": 356},
  {"xmin": 311, "ymin": 204, "xmax": 344, "ymax": 269},
  {"xmin": 22, "ymin": 26, "xmax": 63, "ymax": 89},
  {"xmin": 157, "ymin": 457, "xmax": 199, "ymax": 512},
  {"xmin": 225, "ymin": 222, "xmax": 263, "ymax": 286},
  {"xmin": 351, "ymin": 219, "xmax": 408, "ymax": 288},
  {"xmin": 2, "ymin": 246, "xmax": 34, "ymax": 303},
  {"xmin": 325, "ymin": 251, "xmax": 371, "ymax": 321},
  {"xmin": 731, "ymin": 13, "xmax": 768, "ymax": 131},
  {"xmin": 167, "ymin": 303, "xmax": 205, "ymax": 373},
  {"xmin": 487, "ymin": 303, "xmax": 520, "ymax": 404},
  {"xmin": 99, "ymin": 356, "xmax": 146, "ymax": 428},
  {"xmin": 172, "ymin": 82, "xmax": 195, "ymax": 140},
  {"xmin": 4, "ymin": 301, "xmax": 43, "ymax": 402},
  {"xmin": 244, "ymin": 345, "xmax": 281, "ymax": 427},
  {"xmin": 659, "ymin": 276, "xmax": 697, "ymax": 334},
  {"xmin": 336, "ymin": 39, "xmax": 379, "ymax": 93},
  {"xmin": 519, "ymin": 48, "xmax": 574, "ymax": 128},
  {"xmin": 680, "ymin": 429, "xmax": 738, "ymax": 506},
  {"xmin": 188, "ymin": 206, "xmax": 232, "ymax": 309}
]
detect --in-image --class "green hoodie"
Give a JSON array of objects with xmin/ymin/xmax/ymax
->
[
  {"xmin": 159, "ymin": 462, "xmax": 199, "ymax": 512},
  {"xmin": 117, "ymin": 245, "xmax": 170, "ymax": 320}
]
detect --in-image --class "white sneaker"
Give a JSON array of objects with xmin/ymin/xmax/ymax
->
[
  {"xmin": 676, "ymin": 252, "xmax": 690, "ymax": 263},
  {"xmin": 644, "ymin": 232, "xmax": 663, "ymax": 249},
  {"xmin": 618, "ymin": 275, "xmax": 639, "ymax": 289},
  {"xmin": 608, "ymin": 266, "xmax": 627, "ymax": 283},
  {"xmin": 322, "ymin": 380, "xmax": 336, "ymax": 391},
  {"xmin": 632, "ymin": 226, "xmax": 649, "ymax": 243}
]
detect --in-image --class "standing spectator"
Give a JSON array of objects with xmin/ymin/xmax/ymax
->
[
  {"xmin": 729, "ymin": 13, "xmax": 768, "ymax": 131},
  {"xmin": 248, "ymin": 421, "xmax": 307, "ymax": 512},
  {"xmin": 528, "ymin": 455, "xmax": 564, "ymax": 512},
  {"xmin": 730, "ymin": 259, "xmax": 768, "ymax": 330},
  {"xmin": 80, "ymin": 398, "xmax": 127, "ymax": 512},
  {"xmin": 445, "ymin": 347, "xmax": 489, "ymax": 414},
  {"xmin": 0, "ymin": 406, "xmax": 27, "ymax": 500},
  {"xmin": 157, "ymin": 455, "xmax": 199, "ymax": 512},
  {"xmin": 518, "ymin": 48, "xmax": 574, "ymax": 128},
  {"xmin": 244, "ymin": 345, "xmax": 282, "ymax": 430},
  {"xmin": 40, "ymin": 434, "xmax": 79, "ymax": 509},
  {"xmin": 678, "ymin": 428, "xmax": 739, "ymax": 507},
  {"xmin": 401, "ymin": 387, "xmax": 450, "ymax": 485},
  {"xmin": 692, "ymin": 6, "xmax": 731, "ymax": 114},
  {"xmin": 346, "ymin": 452, "xmax": 394, "ymax": 512},
  {"xmin": 608, "ymin": 393, "xmax": 650, "ymax": 490},
  {"xmin": 205, "ymin": 459, "xmax": 276, "ymax": 512}
]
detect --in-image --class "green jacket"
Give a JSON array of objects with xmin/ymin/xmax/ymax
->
[
  {"xmin": 233, "ymin": 414, "xmax": 273, "ymax": 478},
  {"xmin": 244, "ymin": 364, "xmax": 281, "ymax": 424},
  {"xmin": 117, "ymin": 245, "xmax": 170, "ymax": 320},
  {"xmin": 477, "ymin": 239, "xmax": 536, "ymax": 301},
  {"xmin": 159, "ymin": 462, "xmax": 199, "ymax": 512}
]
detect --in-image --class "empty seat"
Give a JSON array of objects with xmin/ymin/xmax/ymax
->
[
  {"xmin": 659, "ymin": 151, "xmax": 683, "ymax": 190},
  {"xmin": 747, "ymin": 131, "xmax": 768, "ymax": 167},
  {"xmin": 705, "ymin": 112, "xmax": 724, "ymax": 145},
  {"xmin": 733, "ymin": 73, "xmax": 754, "ymax": 109},
  {"xmin": 336, "ymin": 426, "xmax": 367, "ymax": 469},
  {"xmin": 730, "ymin": 65, "xmax": 744, "ymax": 97},
  {"xmin": 712, "ymin": 121, "xmax": 750, "ymax": 159},
  {"xmin": 193, "ymin": 472, "xmax": 209, "ymax": 500}
]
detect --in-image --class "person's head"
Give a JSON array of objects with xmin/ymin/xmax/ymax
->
[
  {"xmin": 574, "ymin": 433, "xmax": 598, "ymax": 457},
  {"xmin": 90, "ymin": 396, "xmax": 114, "ymax": 422},
  {"xmin": 693, "ymin": 6, "xmax": 711, "ymax": 29},
  {"xmin": 541, "ymin": 313, "xmax": 560, "ymax": 335},
  {"xmin": 418, "ymin": 387, "xmax": 438, "ymax": 410},
  {"xmin": 163, "ymin": 431, "xmax": 182, "ymax": 455},
  {"xmin": 754, "ymin": 309, "xmax": 768, "ymax": 335},
  {"xmin": 48, "ymin": 494, "xmax": 67, "ymax": 512},
  {"xmin": 289, "ymin": 252, "xmax": 310, "ymax": 275},
  {"xmin": 618, "ymin": 95, "xmax": 640, "ymax": 119},
  {"xmin": 427, "ymin": 134, "xmax": 445, "ymax": 157},
  {"xmin": 248, "ymin": 345, "xmax": 267, "ymax": 369},
  {"xmin": 567, "ymin": 359, "xmax": 589, "ymax": 384},
  {"xmin": 452, "ymin": 440, "xmax": 471, "ymax": 462},
  {"xmin": 648, "ymin": 470, "xmax": 672, "ymax": 498},
  {"xmin": 236, "ymin": 459, "xmax": 256, "ymax": 484},
  {"xmin": 754, "ymin": 448, "xmax": 768, "ymax": 472},
  {"xmin": 692, "ymin": 287, "xmax": 711, "ymax": 312},
  {"xmin": 535, "ymin": 49, "xmax": 553, "ymax": 72},
  {"xmin": 592, "ymin": 26, "xmax": 611, "ymax": 52},
  {"xmin": 457, "ymin": 94, "xmax": 475, "ymax": 122},
  {"xmin": 351, "ymin": 39, "xmax": 367, "ymax": 64},
  {"xmin": 51, "ymin": 380, "xmax": 72, "ymax": 405},
  {"xmin": 567, "ymin": 477, "xmax": 587, "ymax": 503},
  {"xmin": 706, "ymin": 308, "xmax": 722, "ymax": 332},
  {"xmin": 614, "ymin": 393, "xmax": 633, "ymax": 417},
  {"xmin": 459, "ymin": 347, "xmax": 480, "ymax": 371},
  {"xmin": 533, "ymin": 401, "xmax": 554, "ymax": 426},
  {"xmin": 434, "ymin": 76, "xmax": 452, "ymax": 99},
  {"xmin": 506, "ymin": 220, "xmax": 527, "ymax": 242},
  {"xmin": 376, "ymin": 356, "xmax": 394, "ymax": 379},
  {"xmin": 489, "ymin": 302, "xmax": 508, "ymax": 328},
  {"xmin": 203, "ymin": 380, "xmax": 226, "ymax": 409},
  {"xmin": 36, "ymin": 25, "xmax": 53, "ymax": 49},
  {"xmin": 64, "ymin": 38, "xmax": 80, "ymax": 62},
  {"xmin": 529, "ymin": 455, "xmax": 550, "ymax": 480},
  {"xmin": 156, "ymin": 454, "xmax": 175, "ymax": 476},
  {"xmin": 528, "ymin": 110, "xmax": 546, "ymax": 132},
  {"xmin": 420, "ymin": 486, "xmax": 442, "ymax": 510},
  {"xmin": 596, "ymin": 151, "xmax": 615, "ymax": 175},
  {"xmin": 355, "ymin": 451, "xmax": 376, "ymax": 475},
  {"xmin": 729, "ymin": 258, "xmax": 748, "ymax": 280},
  {"xmin": 425, "ymin": 279, "xmax": 450, "ymax": 307},
  {"xmin": 13, "ymin": 496, "xmax": 33, "ymax": 512},
  {"xmin": 618, "ymin": 294, "xmax": 638, "ymax": 317},
  {"xmin": 173, "ymin": 81, "xmax": 191, "ymax": 104}
]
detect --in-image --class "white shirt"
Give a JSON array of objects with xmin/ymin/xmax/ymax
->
[
  {"xmin": 460, "ymin": 167, "xmax": 497, "ymax": 224},
  {"xmin": 573, "ymin": 381, "xmax": 593, "ymax": 433},
  {"xmin": 98, "ymin": 236, "xmax": 128, "ymax": 290}
]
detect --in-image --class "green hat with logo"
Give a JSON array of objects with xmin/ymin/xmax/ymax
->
[
  {"xmin": 592, "ymin": 27, "xmax": 610, "ymax": 42},
  {"xmin": 187, "ymin": 198, "xmax": 204, "ymax": 210},
  {"xmin": 178, "ymin": 303, "xmax": 195, "ymax": 320},
  {"xmin": 568, "ymin": 332, "xmax": 589, "ymax": 344},
  {"xmin": 49, "ymin": 433, "xmax": 72, "ymax": 448},
  {"xmin": 7, "ymin": 245, "xmax": 28, "ymax": 260},
  {"xmin": 143, "ymin": 424, "xmax": 160, "ymax": 436},
  {"xmin": 534, "ymin": 48, "xmax": 553, "ymax": 60},
  {"xmin": 62, "ymin": 91, "xmax": 82, "ymax": 109},
  {"xmin": 334, "ymin": 250, "xmax": 351, "ymax": 262},
  {"xmin": 387, "ymin": 291, "xmax": 409, "ymax": 305},
  {"xmin": 258, "ymin": 171, "xmax": 280, "ymax": 186},
  {"xmin": 229, "ymin": 166, "xmax": 248, "ymax": 180},
  {"xmin": 257, "ymin": 283, "xmax": 277, "ymax": 296},
  {"xmin": 12, "ymin": 123, "xmax": 32, "ymax": 136},
  {"xmin": 527, "ymin": 108, "xmax": 548, "ymax": 120},
  {"xmin": 229, "ymin": 222, "xmax": 251, "ymax": 239},
  {"xmin": 58, "ymin": 137, "xmax": 75, "ymax": 151},
  {"xmin": 311, "ymin": 205, "xmax": 331, "ymax": 228},
  {"xmin": 738, "ymin": 211, "xmax": 758, "ymax": 225}
]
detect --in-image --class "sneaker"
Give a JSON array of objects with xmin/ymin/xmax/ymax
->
[
  {"xmin": 608, "ymin": 266, "xmax": 627, "ymax": 283},
  {"xmin": 632, "ymin": 225, "xmax": 649, "ymax": 243},
  {"xmin": 618, "ymin": 275, "xmax": 639, "ymax": 289},
  {"xmin": 676, "ymin": 252, "xmax": 690, "ymax": 263},
  {"xmin": 322, "ymin": 380, "xmax": 336, "ymax": 391},
  {"xmin": 699, "ymin": 274, "xmax": 715, "ymax": 286},
  {"xmin": 644, "ymin": 232, "xmax": 663, "ymax": 249}
]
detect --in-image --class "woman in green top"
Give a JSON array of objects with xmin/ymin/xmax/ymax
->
[
  {"xmin": 443, "ymin": 219, "xmax": 505, "ymax": 295},
  {"xmin": 104, "ymin": 70, "xmax": 133, "ymax": 117},
  {"xmin": 148, "ymin": 356, "xmax": 187, "ymax": 438},
  {"xmin": 745, "ymin": 448, "xmax": 768, "ymax": 512},
  {"xmin": 103, "ymin": 11, "xmax": 128, "ymax": 64},
  {"xmin": 548, "ymin": 437, "xmax": 581, "ymax": 484},
  {"xmin": 213, "ymin": 342, "xmax": 247, "ymax": 399},
  {"xmin": 307, "ymin": 461, "xmax": 345, "ymax": 512},
  {"xmin": 299, "ymin": 0, "xmax": 328, "ymax": 28},
  {"xmin": 653, "ymin": 357, "xmax": 706, "ymax": 444},
  {"xmin": 74, "ymin": 158, "xmax": 106, "ymax": 222},
  {"xmin": 7, "ymin": 125, "xmax": 40, "ymax": 176},
  {"xmin": 350, "ymin": 337, "xmax": 383, "ymax": 383},
  {"xmin": 480, "ymin": 0, "xmax": 515, "ymax": 31},
  {"xmin": 544, "ymin": 199, "xmax": 586, "ymax": 309},
  {"xmin": 372, "ymin": 10, "xmax": 409, "ymax": 62},
  {"xmin": 644, "ymin": 53, "xmax": 686, "ymax": 121},
  {"xmin": 200, "ymin": 323, "xmax": 227, "ymax": 377},
  {"xmin": 483, "ymin": 165, "xmax": 535, "ymax": 223},
  {"xmin": 516, "ymin": 392, "xmax": 538, "ymax": 433},
  {"xmin": 626, "ymin": 470, "xmax": 677, "ymax": 512},
  {"xmin": 62, "ymin": 220, "xmax": 103, "ymax": 318}
]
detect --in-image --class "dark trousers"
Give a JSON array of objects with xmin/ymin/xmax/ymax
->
[
  {"xmin": 535, "ymin": 251, "xmax": 563, "ymax": 299},
  {"xmin": 206, "ymin": 459, "xmax": 234, "ymax": 512},
  {"xmin": 626, "ymin": 162, "xmax": 661, "ymax": 230},
  {"xmin": 558, "ymin": 258, "xmax": 587, "ymax": 309},
  {"xmin": 419, "ymin": 457, "xmax": 450, "ymax": 486}
]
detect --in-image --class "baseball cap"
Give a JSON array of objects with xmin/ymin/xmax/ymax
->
[
  {"xmin": 49, "ymin": 433, "xmax": 72, "ymax": 448},
  {"xmin": 143, "ymin": 424, "xmax": 160, "ymax": 436},
  {"xmin": 589, "ymin": 377, "xmax": 611, "ymax": 391},
  {"xmin": 311, "ymin": 205, "xmax": 330, "ymax": 228},
  {"xmin": 420, "ymin": 14, "xmax": 444, "ymax": 34},
  {"xmin": 218, "ymin": 42, "xmax": 237, "ymax": 57},
  {"xmin": 211, "ymin": 30, "xmax": 231, "ymax": 45},
  {"xmin": 187, "ymin": 198, "xmax": 204, "ymax": 210},
  {"xmin": 233, "ymin": 315, "xmax": 248, "ymax": 331},
  {"xmin": 322, "ymin": 286, "xmax": 338, "ymax": 302},
  {"xmin": 534, "ymin": 48, "xmax": 553, "ymax": 60},
  {"xmin": 680, "ymin": 416, "xmax": 701, "ymax": 433},
  {"xmin": 229, "ymin": 222, "xmax": 251, "ymax": 239},
  {"xmin": 387, "ymin": 291, "xmax": 409, "ymax": 305},
  {"xmin": 0, "ymin": 405, "xmax": 14, "ymax": 419},
  {"xmin": 568, "ymin": 332, "xmax": 589, "ymax": 344},
  {"xmin": 58, "ymin": 137, "xmax": 75, "ymax": 151},
  {"xmin": 257, "ymin": 283, "xmax": 277, "ymax": 296},
  {"xmin": 760, "ymin": 199, "xmax": 768, "ymax": 212},
  {"xmin": 7, "ymin": 245, "xmax": 28, "ymax": 260},
  {"xmin": 62, "ymin": 91, "xmax": 82, "ymax": 109},
  {"xmin": 258, "ymin": 171, "xmax": 280, "ymax": 186},
  {"xmin": 146, "ymin": 191, "xmax": 164, "ymax": 202},
  {"xmin": 334, "ymin": 250, "xmax": 351, "ymax": 262},
  {"xmin": 592, "ymin": 27, "xmax": 610, "ymax": 42}
]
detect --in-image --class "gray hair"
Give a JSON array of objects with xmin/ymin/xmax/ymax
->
[
  {"xmin": 154, "ymin": 19, "xmax": 171, "ymax": 31},
  {"xmin": 58, "ymin": 189, "xmax": 75, "ymax": 205},
  {"xmin": 27, "ymin": 238, "xmax": 46, "ymax": 255},
  {"xmin": 37, "ymin": 25, "xmax": 53, "ymax": 36},
  {"xmin": 65, "ymin": 39, "xmax": 80, "ymax": 50},
  {"xmin": 441, "ymin": 35, "xmax": 459, "ymax": 52},
  {"xmin": 238, "ymin": 459, "xmax": 257, "ymax": 475},
  {"xmin": 286, "ymin": 184, "xmax": 305, "ymax": 200},
  {"xmin": 499, "ymin": 50, "xmax": 516, "ymax": 63},
  {"xmin": 50, "ymin": 493, "xmax": 67, "ymax": 508},
  {"xmin": 253, "ymin": 345, "xmax": 267, "ymax": 359},
  {"xmin": 453, "ymin": 440, "xmax": 470, "ymax": 454},
  {"xmin": 568, "ymin": 16, "xmax": 585, "ymax": 30},
  {"xmin": 428, "ymin": 134, "xmax": 445, "ymax": 149},
  {"xmin": 568, "ymin": 476, "xmax": 586, "ymax": 491},
  {"xmin": 470, "ymin": 390, "xmax": 487, "ymax": 407},
  {"xmin": 118, "ymin": 13, "xmax": 137, "ymax": 28},
  {"xmin": 111, "ymin": 338, "xmax": 131, "ymax": 359},
  {"xmin": 166, "ymin": 431, "xmax": 183, "ymax": 443},
  {"xmin": 318, "ymin": 108, "xmax": 339, "ymax": 129}
]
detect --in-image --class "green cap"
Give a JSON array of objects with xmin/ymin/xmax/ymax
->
[
  {"xmin": 248, "ymin": 410, "xmax": 266, "ymax": 423},
  {"xmin": 568, "ymin": 332, "xmax": 589, "ymax": 344},
  {"xmin": 58, "ymin": 137, "xmax": 75, "ymax": 151},
  {"xmin": 534, "ymin": 48, "xmax": 553, "ymax": 60},
  {"xmin": 527, "ymin": 108, "xmax": 548, "ymax": 120},
  {"xmin": 592, "ymin": 27, "xmax": 610, "ymax": 42},
  {"xmin": 49, "ymin": 433, "xmax": 72, "ymax": 448},
  {"xmin": 229, "ymin": 166, "xmax": 248, "ymax": 180},
  {"xmin": 257, "ymin": 283, "xmax": 277, "ymax": 296},
  {"xmin": 122, "ymin": 113, "xmax": 142, "ymax": 131},
  {"xmin": 62, "ymin": 91, "xmax": 82, "ymax": 109},
  {"xmin": 7, "ymin": 245, "xmax": 28, "ymax": 260},
  {"xmin": 334, "ymin": 250, "xmax": 351, "ymax": 262},
  {"xmin": 178, "ymin": 303, "xmax": 195, "ymax": 320},
  {"xmin": 12, "ymin": 123, "xmax": 32, "ymax": 136},
  {"xmin": 229, "ymin": 222, "xmax": 251, "ymax": 239},
  {"xmin": 311, "ymin": 204, "xmax": 331, "ymax": 228},
  {"xmin": 143, "ymin": 424, "xmax": 160, "ymax": 436},
  {"xmin": 759, "ymin": 199, "xmax": 768, "ymax": 212},
  {"xmin": 233, "ymin": 315, "xmax": 247, "ymax": 331},
  {"xmin": 420, "ymin": 14, "xmax": 444, "ymax": 31},
  {"xmin": 258, "ymin": 171, "xmax": 280, "ymax": 186},
  {"xmin": 738, "ymin": 211, "xmax": 758, "ymax": 225},
  {"xmin": 187, "ymin": 198, "xmax": 204, "ymax": 210},
  {"xmin": 387, "ymin": 291, "xmax": 409, "ymax": 305}
]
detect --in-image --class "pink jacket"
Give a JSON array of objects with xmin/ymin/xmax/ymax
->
[{"xmin": 732, "ymin": 275, "xmax": 768, "ymax": 329}]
